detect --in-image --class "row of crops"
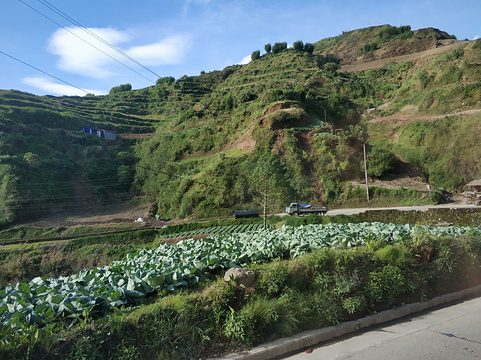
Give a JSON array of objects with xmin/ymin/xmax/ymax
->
[
  {"xmin": 162, "ymin": 223, "xmax": 272, "ymax": 238},
  {"xmin": 1, "ymin": 222, "xmax": 479, "ymax": 328}
]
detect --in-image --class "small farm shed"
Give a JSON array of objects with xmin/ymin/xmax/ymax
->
[
  {"xmin": 83, "ymin": 127, "xmax": 117, "ymax": 140},
  {"xmin": 466, "ymin": 179, "xmax": 481, "ymax": 192}
]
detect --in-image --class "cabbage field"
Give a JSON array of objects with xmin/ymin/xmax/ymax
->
[
  {"xmin": 1, "ymin": 222, "xmax": 478, "ymax": 328},
  {"xmin": 161, "ymin": 223, "xmax": 272, "ymax": 238}
]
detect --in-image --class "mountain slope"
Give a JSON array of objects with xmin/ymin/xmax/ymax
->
[{"xmin": 1, "ymin": 25, "xmax": 480, "ymax": 224}]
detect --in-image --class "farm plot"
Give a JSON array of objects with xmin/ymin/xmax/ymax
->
[
  {"xmin": 1, "ymin": 222, "xmax": 478, "ymax": 328},
  {"xmin": 161, "ymin": 223, "xmax": 271, "ymax": 238}
]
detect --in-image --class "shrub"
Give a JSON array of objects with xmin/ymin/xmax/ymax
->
[
  {"xmin": 109, "ymin": 83, "xmax": 132, "ymax": 95},
  {"xmin": 375, "ymin": 245, "xmax": 410, "ymax": 266},
  {"xmin": 473, "ymin": 39, "xmax": 481, "ymax": 50},
  {"xmin": 272, "ymin": 42, "xmax": 287, "ymax": 54},
  {"xmin": 304, "ymin": 43, "xmax": 314, "ymax": 54},
  {"xmin": 293, "ymin": 41, "xmax": 304, "ymax": 51},
  {"xmin": 367, "ymin": 265, "xmax": 415, "ymax": 306},
  {"xmin": 363, "ymin": 41, "xmax": 378, "ymax": 53},
  {"xmin": 379, "ymin": 25, "xmax": 412, "ymax": 40},
  {"xmin": 367, "ymin": 144, "xmax": 398, "ymax": 178}
]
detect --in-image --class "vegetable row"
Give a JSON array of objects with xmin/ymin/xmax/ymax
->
[
  {"xmin": 163, "ymin": 223, "xmax": 272, "ymax": 238},
  {"xmin": 1, "ymin": 222, "xmax": 478, "ymax": 327}
]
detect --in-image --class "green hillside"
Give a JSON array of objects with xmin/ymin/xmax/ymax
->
[{"xmin": 1, "ymin": 25, "xmax": 481, "ymax": 225}]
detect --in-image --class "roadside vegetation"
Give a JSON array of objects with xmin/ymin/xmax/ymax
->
[{"xmin": 1, "ymin": 213, "xmax": 481, "ymax": 359}]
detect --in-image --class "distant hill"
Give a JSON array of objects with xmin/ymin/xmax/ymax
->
[{"xmin": 1, "ymin": 25, "xmax": 480, "ymax": 225}]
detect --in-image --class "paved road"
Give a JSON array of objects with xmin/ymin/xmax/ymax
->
[
  {"xmin": 276, "ymin": 203, "xmax": 480, "ymax": 218},
  {"xmin": 325, "ymin": 203, "xmax": 479, "ymax": 217},
  {"xmin": 284, "ymin": 297, "xmax": 481, "ymax": 360}
]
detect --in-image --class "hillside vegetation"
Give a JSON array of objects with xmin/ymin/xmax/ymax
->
[{"xmin": 1, "ymin": 25, "xmax": 481, "ymax": 225}]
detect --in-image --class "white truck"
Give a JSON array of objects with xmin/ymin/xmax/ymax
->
[{"xmin": 285, "ymin": 202, "xmax": 327, "ymax": 216}]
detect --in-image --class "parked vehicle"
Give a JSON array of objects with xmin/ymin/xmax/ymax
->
[
  {"xmin": 234, "ymin": 209, "xmax": 260, "ymax": 219},
  {"xmin": 285, "ymin": 202, "xmax": 327, "ymax": 216}
]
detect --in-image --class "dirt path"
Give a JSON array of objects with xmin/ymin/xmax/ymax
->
[
  {"xmin": 20, "ymin": 203, "xmax": 153, "ymax": 228},
  {"xmin": 341, "ymin": 41, "xmax": 469, "ymax": 73},
  {"xmin": 367, "ymin": 108, "xmax": 481, "ymax": 125}
]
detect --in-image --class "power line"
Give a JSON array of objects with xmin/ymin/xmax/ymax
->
[
  {"xmin": 0, "ymin": 49, "xmax": 89, "ymax": 94},
  {"xmin": 17, "ymin": 0, "xmax": 156, "ymax": 84},
  {"xmin": 37, "ymin": 0, "xmax": 162, "ymax": 80}
]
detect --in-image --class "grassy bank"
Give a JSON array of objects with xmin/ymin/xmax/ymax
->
[{"xmin": 0, "ymin": 229, "xmax": 159, "ymax": 287}]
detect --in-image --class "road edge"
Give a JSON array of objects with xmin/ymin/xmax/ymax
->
[{"xmin": 214, "ymin": 285, "xmax": 481, "ymax": 360}]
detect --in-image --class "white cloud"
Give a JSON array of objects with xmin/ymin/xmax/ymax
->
[
  {"xmin": 239, "ymin": 55, "xmax": 251, "ymax": 65},
  {"xmin": 21, "ymin": 76, "xmax": 106, "ymax": 96},
  {"xmin": 48, "ymin": 27, "xmax": 191, "ymax": 79},
  {"xmin": 126, "ymin": 35, "xmax": 192, "ymax": 66},
  {"xmin": 474, "ymin": 35, "xmax": 480, "ymax": 40},
  {"xmin": 49, "ymin": 27, "xmax": 130, "ymax": 78}
]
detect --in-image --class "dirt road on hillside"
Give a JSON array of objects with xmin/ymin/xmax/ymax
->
[
  {"xmin": 341, "ymin": 41, "xmax": 469, "ymax": 73},
  {"xmin": 367, "ymin": 108, "xmax": 481, "ymax": 126}
]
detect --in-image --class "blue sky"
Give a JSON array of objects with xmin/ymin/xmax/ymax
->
[{"xmin": 1, "ymin": 0, "xmax": 479, "ymax": 96}]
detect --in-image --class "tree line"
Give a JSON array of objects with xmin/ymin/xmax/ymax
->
[{"xmin": 251, "ymin": 40, "xmax": 315, "ymax": 61}]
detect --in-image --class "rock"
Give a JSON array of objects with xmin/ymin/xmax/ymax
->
[{"xmin": 224, "ymin": 268, "xmax": 256, "ymax": 288}]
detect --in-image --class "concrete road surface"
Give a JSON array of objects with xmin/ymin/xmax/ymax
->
[
  {"xmin": 325, "ymin": 203, "xmax": 479, "ymax": 216},
  {"xmin": 276, "ymin": 204, "xmax": 479, "ymax": 217},
  {"xmin": 284, "ymin": 297, "xmax": 481, "ymax": 360}
]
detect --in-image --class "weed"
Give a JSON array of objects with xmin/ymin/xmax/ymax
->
[
  {"xmin": 375, "ymin": 245, "xmax": 410, "ymax": 266},
  {"xmin": 223, "ymin": 306, "xmax": 251, "ymax": 343},
  {"xmin": 367, "ymin": 265, "xmax": 415, "ymax": 306}
]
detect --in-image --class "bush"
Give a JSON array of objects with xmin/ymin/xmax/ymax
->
[
  {"xmin": 473, "ymin": 39, "xmax": 481, "ymax": 50},
  {"xmin": 366, "ymin": 265, "xmax": 415, "ymax": 306},
  {"xmin": 272, "ymin": 42, "xmax": 287, "ymax": 54},
  {"xmin": 379, "ymin": 25, "xmax": 412, "ymax": 40},
  {"xmin": 293, "ymin": 41, "xmax": 304, "ymax": 51},
  {"xmin": 375, "ymin": 245, "xmax": 410, "ymax": 267},
  {"xmin": 109, "ymin": 83, "xmax": 132, "ymax": 95},
  {"xmin": 367, "ymin": 145, "xmax": 398, "ymax": 178},
  {"xmin": 363, "ymin": 41, "xmax": 378, "ymax": 53},
  {"xmin": 304, "ymin": 43, "xmax": 314, "ymax": 54}
]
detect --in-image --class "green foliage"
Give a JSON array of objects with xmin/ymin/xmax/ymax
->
[
  {"xmin": 272, "ymin": 42, "xmax": 287, "ymax": 54},
  {"xmin": 0, "ymin": 167, "xmax": 19, "ymax": 225},
  {"xmin": 2, "ymin": 24, "xmax": 480, "ymax": 224},
  {"xmin": 358, "ymin": 208, "xmax": 481, "ymax": 226},
  {"xmin": 248, "ymin": 149, "xmax": 293, "ymax": 226},
  {"xmin": 293, "ymin": 40, "xmax": 304, "ymax": 51},
  {"xmin": 304, "ymin": 43, "xmax": 314, "ymax": 54},
  {"xmin": 363, "ymin": 41, "xmax": 379, "ymax": 53},
  {"xmin": 2, "ymin": 226, "xmax": 481, "ymax": 359},
  {"xmin": 395, "ymin": 114, "xmax": 481, "ymax": 189},
  {"xmin": 366, "ymin": 265, "xmax": 415, "ymax": 306},
  {"xmin": 284, "ymin": 214, "xmax": 362, "ymax": 226},
  {"xmin": 473, "ymin": 39, "xmax": 481, "ymax": 50},
  {"xmin": 251, "ymin": 50, "xmax": 260, "ymax": 61},
  {"xmin": 433, "ymin": 47, "xmax": 465, "ymax": 65},
  {"xmin": 378, "ymin": 25, "xmax": 413, "ymax": 40},
  {"xmin": 375, "ymin": 245, "xmax": 410, "ymax": 266},
  {"xmin": 367, "ymin": 144, "xmax": 398, "ymax": 178},
  {"xmin": 109, "ymin": 83, "xmax": 132, "ymax": 95},
  {"xmin": 156, "ymin": 76, "xmax": 175, "ymax": 85}
]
